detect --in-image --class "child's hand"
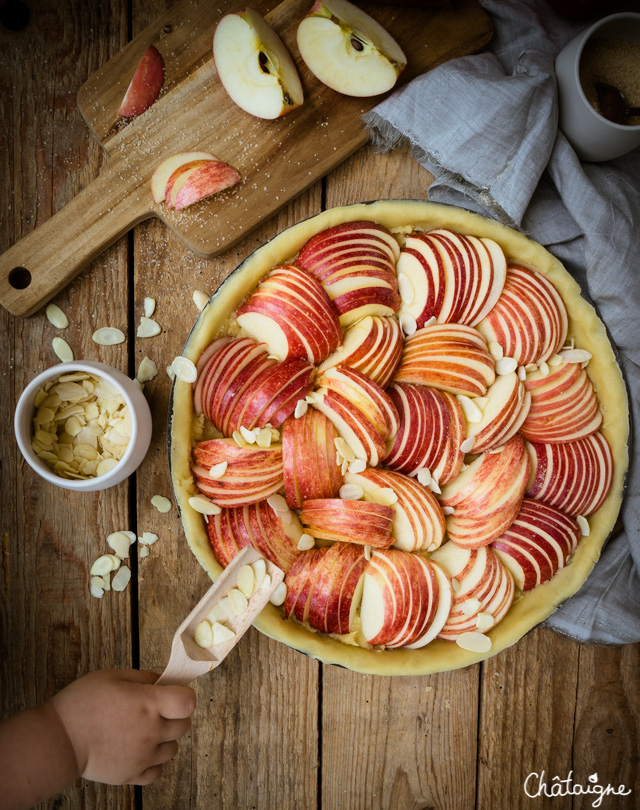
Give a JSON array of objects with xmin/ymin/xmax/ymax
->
[{"xmin": 51, "ymin": 669, "xmax": 196, "ymax": 785}]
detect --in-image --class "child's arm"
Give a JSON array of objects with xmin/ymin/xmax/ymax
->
[{"xmin": 0, "ymin": 669, "xmax": 196, "ymax": 810}]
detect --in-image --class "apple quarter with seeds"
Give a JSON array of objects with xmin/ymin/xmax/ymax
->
[{"xmin": 169, "ymin": 200, "xmax": 628, "ymax": 676}]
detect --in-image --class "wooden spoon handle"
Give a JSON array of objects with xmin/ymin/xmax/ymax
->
[{"xmin": 0, "ymin": 158, "xmax": 153, "ymax": 317}]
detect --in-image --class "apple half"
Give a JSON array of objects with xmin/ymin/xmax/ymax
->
[
  {"xmin": 297, "ymin": 0, "xmax": 406, "ymax": 97},
  {"xmin": 213, "ymin": 8, "xmax": 304, "ymax": 119}
]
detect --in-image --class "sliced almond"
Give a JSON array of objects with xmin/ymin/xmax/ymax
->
[
  {"xmin": 442, "ymin": 506, "xmax": 455, "ymax": 516},
  {"xmin": 194, "ymin": 620, "xmax": 214, "ymax": 648},
  {"xmin": 294, "ymin": 399, "xmax": 308, "ymax": 418},
  {"xmin": 193, "ymin": 290, "xmax": 209, "ymax": 311},
  {"xmin": 269, "ymin": 582, "xmax": 287, "ymax": 606},
  {"xmin": 92, "ymin": 327, "xmax": 125, "ymax": 346},
  {"xmin": 122, "ymin": 531, "xmax": 137, "ymax": 544},
  {"xmin": 517, "ymin": 365, "xmax": 526, "ymax": 381},
  {"xmin": 538, "ymin": 360, "xmax": 550, "ymax": 377},
  {"xmin": 334, "ymin": 437, "xmax": 356, "ymax": 464},
  {"xmin": 476, "ymin": 612, "xmax": 495, "ymax": 632},
  {"xmin": 488, "ymin": 341, "xmax": 504, "ymax": 361},
  {"xmin": 457, "ymin": 395, "xmax": 483, "ymax": 423},
  {"xmin": 256, "ymin": 428, "xmax": 273, "ymax": 448},
  {"xmin": 456, "ymin": 631, "xmax": 492, "ymax": 653},
  {"xmin": 461, "ymin": 597, "xmax": 482, "ymax": 616},
  {"xmin": 372, "ymin": 487, "xmax": 397, "ymax": 506},
  {"xmin": 348, "ymin": 458, "xmax": 367, "ymax": 474},
  {"xmin": 399, "ymin": 313, "xmax": 417, "ymax": 336},
  {"xmin": 251, "ymin": 560, "xmax": 267, "ymax": 591},
  {"xmin": 398, "ymin": 272, "xmax": 415, "ymax": 305},
  {"xmin": 232, "ymin": 430, "xmax": 246, "ymax": 447},
  {"xmin": 166, "ymin": 365, "xmax": 176, "ymax": 381},
  {"xmin": 90, "ymin": 554, "xmax": 121, "ymax": 576},
  {"xmin": 460, "ymin": 437, "xmax": 475, "ymax": 454},
  {"xmin": 171, "ymin": 356, "xmax": 198, "ymax": 383},
  {"xmin": 423, "ymin": 316, "xmax": 437, "ymax": 327},
  {"xmin": 188, "ymin": 495, "xmax": 222, "ymax": 515},
  {"xmin": 206, "ymin": 603, "xmax": 229, "ymax": 624},
  {"xmin": 577, "ymin": 515, "xmax": 590, "ymax": 536},
  {"xmin": 143, "ymin": 297, "xmax": 156, "ymax": 318},
  {"xmin": 137, "ymin": 317, "xmax": 161, "ymax": 338},
  {"xmin": 339, "ymin": 483, "xmax": 363, "ymax": 501},
  {"xmin": 139, "ymin": 532, "xmax": 159, "ymax": 546},
  {"xmin": 107, "ymin": 531, "xmax": 132, "ymax": 559},
  {"xmin": 139, "ymin": 545, "xmax": 150, "ymax": 558},
  {"xmin": 137, "ymin": 356, "xmax": 158, "ymax": 383},
  {"xmin": 46, "ymin": 303, "xmax": 69, "ymax": 329},
  {"xmin": 96, "ymin": 457, "xmax": 119, "ymax": 477},
  {"xmin": 228, "ymin": 588, "xmax": 249, "ymax": 616},
  {"xmin": 52, "ymin": 337, "xmax": 74, "ymax": 362},
  {"xmin": 239, "ymin": 425, "xmax": 257, "ymax": 444},
  {"xmin": 548, "ymin": 353, "xmax": 564, "ymax": 367},
  {"xmin": 429, "ymin": 478, "xmax": 441, "ymax": 495},
  {"xmin": 237, "ymin": 565, "xmax": 256, "ymax": 598},
  {"xmin": 111, "ymin": 565, "xmax": 132, "ymax": 592},
  {"xmin": 364, "ymin": 545, "xmax": 372, "ymax": 561},
  {"xmin": 211, "ymin": 622, "xmax": 236, "ymax": 645},
  {"xmin": 559, "ymin": 348, "xmax": 592, "ymax": 364},
  {"xmin": 297, "ymin": 533, "xmax": 315, "ymax": 551},
  {"xmin": 208, "ymin": 461, "xmax": 228, "ymax": 480},
  {"xmin": 451, "ymin": 577, "xmax": 461, "ymax": 593},
  {"xmin": 496, "ymin": 356, "xmax": 518, "ymax": 375},
  {"xmin": 267, "ymin": 494, "xmax": 288, "ymax": 513},
  {"xmin": 151, "ymin": 495, "xmax": 172, "ymax": 513},
  {"xmin": 261, "ymin": 573, "xmax": 272, "ymax": 592},
  {"xmin": 90, "ymin": 583, "xmax": 105, "ymax": 599},
  {"xmin": 416, "ymin": 468, "xmax": 432, "ymax": 487}
]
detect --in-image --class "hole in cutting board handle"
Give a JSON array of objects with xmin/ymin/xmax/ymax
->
[{"xmin": 8, "ymin": 267, "xmax": 31, "ymax": 290}]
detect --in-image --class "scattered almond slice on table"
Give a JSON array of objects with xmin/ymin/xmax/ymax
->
[
  {"xmin": 46, "ymin": 303, "xmax": 69, "ymax": 329},
  {"xmin": 137, "ymin": 317, "xmax": 161, "ymax": 338},
  {"xmin": 52, "ymin": 337, "xmax": 74, "ymax": 362},
  {"xmin": 151, "ymin": 495, "xmax": 172, "ymax": 513},
  {"xmin": 93, "ymin": 327, "xmax": 125, "ymax": 346}
]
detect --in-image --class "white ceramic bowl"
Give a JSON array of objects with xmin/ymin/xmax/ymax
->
[
  {"xmin": 555, "ymin": 13, "xmax": 640, "ymax": 162},
  {"xmin": 14, "ymin": 360, "xmax": 152, "ymax": 492}
]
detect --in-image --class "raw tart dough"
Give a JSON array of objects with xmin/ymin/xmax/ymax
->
[{"xmin": 170, "ymin": 199, "xmax": 629, "ymax": 676}]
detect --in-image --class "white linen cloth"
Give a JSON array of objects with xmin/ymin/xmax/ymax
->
[{"xmin": 363, "ymin": 0, "xmax": 640, "ymax": 643}]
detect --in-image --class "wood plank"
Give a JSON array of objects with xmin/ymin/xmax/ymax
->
[
  {"xmin": 0, "ymin": 1, "xmax": 133, "ymax": 808},
  {"xmin": 476, "ymin": 628, "xmax": 580, "ymax": 810},
  {"xmin": 320, "ymin": 145, "xmax": 479, "ymax": 810}
]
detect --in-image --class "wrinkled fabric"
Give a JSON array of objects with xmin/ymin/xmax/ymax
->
[{"xmin": 363, "ymin": 0, "xmax": 640, "ymax": 644}]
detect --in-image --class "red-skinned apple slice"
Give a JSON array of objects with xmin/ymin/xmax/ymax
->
[
  {"xmin": 300, "ymin": 498, "xmax": 394, "ymax": 547},
  {"xmin": 344, "ymin": 467, "xmax": 445, "ymax": 552},
  {"xmin": 236, "ymin": 264, "xmax": 341, "ymax": 363},
  {"xmin": 152, "ymin": 152, "xmax": 217, "ymax": 204},
  {"xmin": 297, "ymin": 0, "xmax": 407, "ymax": 97},
  {"xmin": 282, "ymin": 409, "xmax": 344, "ymax": 508},
  {"xmin": 385, "ymin": 382, "xmax": 465, "ymax": 484},
  {"xmin": 213, "ymin": 8, "xmax": 304, "ymax": 119},
  {"xmin": 464, "ymin": 371, "xmax": 531, "ymax": 453},
  {"xmin": 307, "ymin": 542, "xmax": 367, "ymax": 634},
  {"xmin": 167, "ymin": 160, "xmax": 242, "ymax": 211},
  {"xmin": 490, "ymin": 498, "xmax": 580, "ymax": 591},
  {"xmin": 192, "ymin": 438, "xmax": 283, "ymax": 506},
  {"xmin": 525, "ymin": 431, "xmax": 613, "ymax": 516},
  {"xmin": 477, "ymin": 265, "xmax": 569, "ymax": 366},
  {"xmin": 317, "ymin": 315, "xmax": 403, "ymax": 388},
  {"xmin": 394, "ymin": 323, "xmax": 495, "ymax": 397},
  {"xmin": 439, "ymin": 435, "xmax": 530, "ymax": 548},
  {"xmin": 521, "ymin": 360, "xmax": 602, "ymax": 443},
  {"xmin": 118, "ymin": 44, "xmax": 164, "ymax": 118}
]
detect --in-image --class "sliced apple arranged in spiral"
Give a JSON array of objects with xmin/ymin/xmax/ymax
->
[
  {"xmin": 397, "ymin": 230, "xmax": 507, "ymax": 328},
  {"xmin": 385, "ymin": 382, "xmax": 465, "ymax": 485},
  {"xmin": 430, "ymin": 543, "xmax": 514, "ymax": 640},
  {"xmin": 394, "ymin": 323, "xmax": 496, "ymax": 398},
  {"xmin": 297, "ymin": 0, "xmax": 407, "ymax": 98},
  {"xmin": 462, "ymin": 371, "xmax": 531, "ymax": 454},
  {"xmin": 282, "ymin": 408, "xmax": 344, "ymax": 509},
  {"xmin": 213, "ymin": 8, "xmax": 303, "ymax": 119},
  {"xmin": 192, "ymin": 438, "xmax": 284, "ymax": 507},
  {"xmin": 478, "ymin": 265, "xmax": 568, "ymax": 366},
  {"xmin": 300, "ymin": 498, "xmax": 394, "ymax": 548},
  {"xmin": 317, "ymin": 314, "xmax": 402, "ymax": 388},
  {"xmin": 360, "ymin": 549, "xmax": 452, "ymax": 649},
  {"xmin": 490, "ymin": 499, "xmax": 580, "ymax": 591},
  {"xmin": 521, "ymin": 358, "xmax": 602, "ymax": 443},
  {"xmin": 309, "ymin": 366, "xmax": 399, "ymax": 466},
  {"xmin": 236, "ymin": 264, "xmax": 341, "ymax": 363},
  {"xmin": 208, "ymin": 500, "xmax": 303, "ymax": 572},
  {"xmin": 118, "ymin": 44, "xmax": 165, "ymax": 118},
  {"xmin": 297, "ymin": 220, "xmax": 400, "ymax": 326},
  {"xmin": 344, "ymin": 467, "xmax": 445, "ymax": 552},
  {"xmin": 439, "ymin": 435, "xmax": 530, "ymax": 548},
  {"xmin": 525, "ymin": 432, "xmax": 613, "ymax": 517}
]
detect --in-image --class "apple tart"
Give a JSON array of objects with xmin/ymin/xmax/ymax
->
[{"xmin": 170, "ymin": 200, "xmax": 628, "ymax": 675}]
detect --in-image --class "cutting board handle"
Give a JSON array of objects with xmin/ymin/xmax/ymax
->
[{"xmin": 0, "ymin": 160, "xmax": 153, "ymax": 317}]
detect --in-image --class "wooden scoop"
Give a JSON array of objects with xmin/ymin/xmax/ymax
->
[
  {"xmin": 156, "ymin": 546, "xmax": 284, "ymax": 687},
  {"xmin": 595, "ymin": 81, "xmax": 640, "ymax": 125}
]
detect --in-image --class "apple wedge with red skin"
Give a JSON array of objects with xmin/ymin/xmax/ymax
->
[
  {"xmin": 207, "ymin": 501, "xmax": 302, "ymax": 572},
  {"xmin": 525, "ymin": 431, "xmax": 613, "ymax": 517},
  {"xmin": 236, "ymin": 264, "xmax": 341, "ymax": 363},
  {"xmin": 398, "ymin": 230, "xmax": 506, "ymax": 327},
  {"xmin": 165, "ymin": 159, "xmax": 242, "ymax": 211},
  {"xmin": 430, "ymin": 542, "xmax": 514, "ymax": 640},
  {"xmin": 191, "ymin": 438, "xmax": 283, "ymax": 507},
  {"xmin": 490, "ymin": 499, "xmax": 580, "ymax": 591},
  {"xmin": 284, "ymin": 543, "xmax": 367, "ymax": 634},
  {"xmin": 439, "ymin": 435, "xmax": 530, "ymax": 548},
  {"xmin": 282, "ymin": 409, "xmax": 344, "ymax": 509},
  {"xmin": 296, "ymin": 220, "xmax": 400, "ymax": 326},
  {"xmin": 478, "ymin": 265, "xmax": 568, "ymax": 366},
  {"xmin": 317, "ymin": 314, "xmax": 403, "ymax": 388},
  {"xmin": 520, "ymin": 360, "xmax": 602, "ymax": 443},
  {"xmin": 385, "ymin": 382, "xmax": 465, "ymax": 484},
  {"xmin": 118, "ymin": 44, "xmax": 164, "ymax": 118},
  {"xmin": 344, "ymin": 467, "xmax": 445, "ymax": 552},
  {"xmin": 464, "ymin": 371, "xmax": 531, "ymax": 453},
  {"xmin": 394, "ymin": 323, "xmax": 496, "ymax": 397},
  {"xmin": 300, "ymin": 498, "xmax": 394, "ymax": 547},
  {"xmin": 359, "ymin": 549, "xmax": 452, "ymax": 648},
  {"xmin": 152, "ymin": 152, "xmax": 217, "ymax": 204}
]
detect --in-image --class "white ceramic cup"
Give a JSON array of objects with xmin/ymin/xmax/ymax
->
[
  {"xmin": 555, "ymin": 12, "xmax": 640, "ymax": 162},
  {"xmin": 14, "ymin": 360, "xmax": 152, "ymax": 492}
]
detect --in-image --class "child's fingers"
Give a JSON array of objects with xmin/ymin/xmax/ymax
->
[
  {"xmin": 159, "ymin": 716, "xmax": 192, "ymax": 743},
  {"xmin": 153, "ymin": 739, "xmax": 179, "ymax": 766},
  {"xmin": 130, "ymin": 764, "xmax": 164, "ymax": 786},
  {"xmin": 155, "ymin": 685, "xmax": 197, "ymax": 719}
]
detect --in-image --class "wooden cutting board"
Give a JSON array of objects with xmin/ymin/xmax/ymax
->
[{"xmin": 0, "ymin": 0, "xmax": 492, "ymax": 317}]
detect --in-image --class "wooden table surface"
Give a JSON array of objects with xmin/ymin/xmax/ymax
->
[{"xmin": 1, "ymin": 1, "xmax": 638, "ymax": 808}]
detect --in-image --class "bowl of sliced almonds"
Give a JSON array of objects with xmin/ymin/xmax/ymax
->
[{"xmin": 15, "ymin": 360, "xmax": 152, "ymax": 491}]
